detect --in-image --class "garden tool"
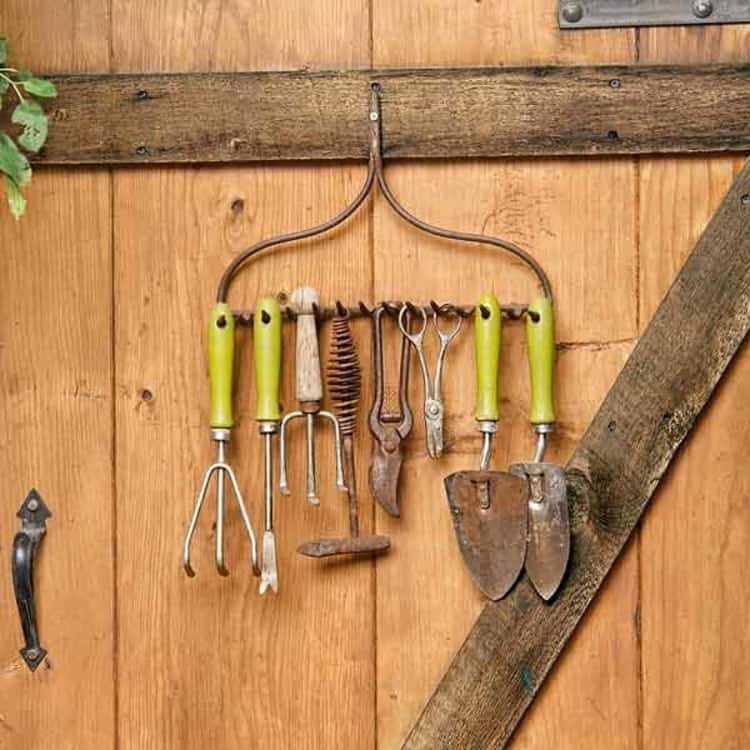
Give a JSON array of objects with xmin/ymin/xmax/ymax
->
[
  {"xmin": 510, "ymin": 297, "xmax": 569, "ymax": 600},
  {"xmin": 298, "ymin": 307, "xmax": 390, "ymax": 557},
  {"xmin": 255, "ymin": 298, "xmax": 282, "ymax": 594},
  {"xmin": 398, "ymin": 304, "xmax": 462, "ymax": 459},
  {"xmin": 279, "ymin": 286, "xmax": 346, "ymax": 504},
  {"xmin": 183, "ymin": 304, "xmax": 260, "ymax": 578},
  {"xmin": 444, "ymin": 294, "xmax": 528, "ymax": 601},
  {"xmin": 368, "ymin": 304, "xmax": 413, "ymax": 517}
]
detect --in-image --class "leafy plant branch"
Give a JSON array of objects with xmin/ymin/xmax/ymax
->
[{"xmin": 0, "ymin": 35, "xmax": 57, "ymax": 219}]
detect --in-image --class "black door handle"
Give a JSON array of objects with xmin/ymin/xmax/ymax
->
[{"xmin": 12, "ymin": 489, "xmax": 51, "ymax": 671}]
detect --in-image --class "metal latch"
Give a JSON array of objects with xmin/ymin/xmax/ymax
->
[{"xmin": 560, "ymin": 0, "xmax": 750, "ymax": 28}]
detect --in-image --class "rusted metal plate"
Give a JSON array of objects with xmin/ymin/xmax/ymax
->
[{"xmin": 444, "ymin": 471, "xmax": 528, "ymax": 601}]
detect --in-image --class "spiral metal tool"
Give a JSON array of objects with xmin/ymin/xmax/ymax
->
[{"xmin": 298, "ymin": 307, "xmax": 390, "ymax": 558}]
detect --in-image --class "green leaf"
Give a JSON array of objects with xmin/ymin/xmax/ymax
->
[
  {"xmin": 12, "ymin": 100, "xmax": 48, "ymax": 152},
  {"xmin": 0, "ymin": 36, "xmax": 7, "ymax": 66},
  {"xmin": 22, "ymin": 77, "xmax": 57, "ymax": 98},
  {"xmin": 16, "ymin": 69, "xmax": 32, "ymax": 82},
  {"xmin": 0, "ymin": 77, "xmax": 8, "ymax": 95},
  {"xmin": 0, "ymin": 133, "xmax": 31, "ymax": 185},
  {"xmin": 4, "ymin": 174, "xmax": 26, "ymax": 219}
]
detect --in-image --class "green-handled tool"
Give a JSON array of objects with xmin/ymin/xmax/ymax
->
[
  {"xmin": 444, "ymin": 294, "xmax": 529, "ymax": 601},
  {"xmin": 183, "ymin": 303, "xmax": 260, "ymax": 578},
  {"xmin": 255, "ymin": 297, "xmax": 282, "ymax": 595},
  {"xmin": 510, "ymin": 297, "xmax": 569, "ymax": 600}
]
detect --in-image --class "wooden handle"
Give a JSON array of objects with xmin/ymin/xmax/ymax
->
[{"xmin": 291, "ymin": 286, "xmax": 322, "ymax": 404}]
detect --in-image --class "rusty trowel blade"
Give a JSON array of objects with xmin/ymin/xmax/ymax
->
[
  {"xmin": 510, "ymin": 463, "xmax": 569, "ymax": 600},
  {"xmin": 444, "ymin": 471, "xmax": 528, "ymax": 601}
]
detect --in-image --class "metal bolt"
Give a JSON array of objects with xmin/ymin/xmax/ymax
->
[
  {"xmin": 28, "ymin": 498, "xmax": 39, "ymax": 511},
  {"xmin": 741, "ymin": 193, "xmax": 750, "ymax": 207},
  {"xmin": 561, "ymin": 2, "xmax": 584, "ymax": 23},
  {"xmin": 369, "ymin": 112, "xmax": 379, "ymax": 121},
  {"xmin": 692, "ymin": 0, "xmax": 713, "ymax": 18}
]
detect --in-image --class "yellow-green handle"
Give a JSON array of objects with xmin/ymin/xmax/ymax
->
[
  {"xmin": 526, "ymin": 297, "xmax": 556, "ymax": 425},
  {"xmin": 254, "ymin": 297, "xmax": 282, "ymax": 422},
  {"xmin": 475, "ymin": 293, "xmax": 503, "ymax": 422},
  {"xmin": 207, "ymin": 303, "xmax": 235, "ymax": 429}
]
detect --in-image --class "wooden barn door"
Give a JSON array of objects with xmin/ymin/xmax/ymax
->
[{"xmin": 0, "ymin": 2, "xmax": 748, "ymax": 748}]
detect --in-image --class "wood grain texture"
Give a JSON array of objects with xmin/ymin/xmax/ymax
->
[
  {"xmin": 373, "ymin": 5, "xmax": 640, "ymax": 748},
  {"xmin": 402, "ymin": 157, "xmax": 750, "ymax": 749},
  {"xmin": 0, "ymin": 4, "xmax": 114, "ymax": 749},
  {"xmin": 638, "ymin": 24, "xmax": 750, "ymax": 750},
  {"xmin": 9, "ymin": 64, "xmax": 750, "ymax": 164},
  {"xmin": 291, "ymin": 288, "xmax": 324, "ymax": 403},
  {"xmin": 112, "ymin": 2, "xmax": 375, "ymax": 748}
]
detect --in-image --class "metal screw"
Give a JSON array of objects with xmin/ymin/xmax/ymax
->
[
  {"xmin": 741, "ymin": 194, "xmax": 750, "ymax": 207},
  {"xmin": 609, "ymin": 79, "xmax": 621, "ymax": 89},
  {"xmin": 26, "ymin": 648, "xmax": 39, "ymax": 659},
  {"xmin": 369, "ymin": 112, "xmax": 379, "ymax": 121},
  {"xmin": 561, "ymin": 2, "xmax": 584, "ymax": 23},
  {"xmin": 692, "ymin": 0, "xmax": 713, "ymax": 18},
  {"xmin": 28, "ymin": 498, "xmax": 39, "ymax": 511}
]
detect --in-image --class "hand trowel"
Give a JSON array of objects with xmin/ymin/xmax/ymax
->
[
  {"xmin": 444, "ymin": 293, "xmax": 529, "ymax": 601},
  {"xmin": 510, "ymin": 297, "xmax": 569, "ymax": 601}
]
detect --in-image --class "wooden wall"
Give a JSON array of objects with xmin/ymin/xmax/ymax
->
[{"xmin": 0, "ymin": 2, "xmax": 748, "ymax": 748}]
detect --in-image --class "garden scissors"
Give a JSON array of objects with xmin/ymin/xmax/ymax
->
[{"xmin": 398, "ymin": 305, "xmax": 462, "ymax": 459}]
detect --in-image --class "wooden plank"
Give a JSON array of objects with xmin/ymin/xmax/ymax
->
[
  {"xmin": 112, "ymin": 3, "xmax": 376, "ymax": 749},
  {"xmin": 8, "ymin": 64, "xmax": 750, "ymax": 165},
  {"xmin": 638, "ymin": 24, "xmax": 750, "ymax": 749},
  {"xmin": 373, "ymin": 5, "xmax": 640, "ymax": 749},
  {"xmin": 0, "ymin": 3, "xmax": 114, "ymax": 748},
  {"xmin": 402, "ymin": 158, "xmax": 750, "ymax": 749}
]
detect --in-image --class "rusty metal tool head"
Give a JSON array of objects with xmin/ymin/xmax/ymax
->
[
  {"xmin": 183, "ymin": 303, "xmax": 260, "ymax": 578},
  {"xmin": 398, "ymin": 304, "xmax": 462, "ymax": 459},
  {"xmin": 444, "ymin": 294, "xmax": 528, "ymax": 600},
  {"xmin": 368, "ymin": 303, "xmax": 414, "ymax": 517},
  {"xmin": 510, "ymin": 297, "xmax": 569, "ymax": 601},
  {"xmin": 298, "ymin": 306, "xmax": 390, "ymax": 558},
  {"xmin": 279, "ymin": 287, "xmax": 346, "ymax": 505}
]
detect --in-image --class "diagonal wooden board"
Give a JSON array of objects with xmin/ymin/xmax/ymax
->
[{"xmin": 403, "ymin": 159, "xmax": 750, "ymax": 749}]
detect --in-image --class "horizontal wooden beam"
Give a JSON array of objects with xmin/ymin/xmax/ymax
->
[
  {"xmin": 12, "ymin": 64, "xmax": 750, "ymax": 165},
  {"xmin": 402, "ymin": 160, "xmax": 750, "ymax": 749}
]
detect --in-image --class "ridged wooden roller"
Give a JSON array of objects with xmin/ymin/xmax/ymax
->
[{"xmin": 327, "ymin": 313, "xmax": 361, "ymax": 437}]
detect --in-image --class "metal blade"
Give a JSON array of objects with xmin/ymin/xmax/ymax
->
[
  {"xmin": 444, "ymin": 471, "xmax": 528, "ymax": 600},
  {"xmin": 259, "ymin": 531, "xmax": 278, "ymax": 595},
  {"xmin": 369, "ymin": 439, "xmax": 405, "ymax": 517},
  {"xmin": 510, "ymin": 462, "xmax": 569, "ymax": 600}
]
